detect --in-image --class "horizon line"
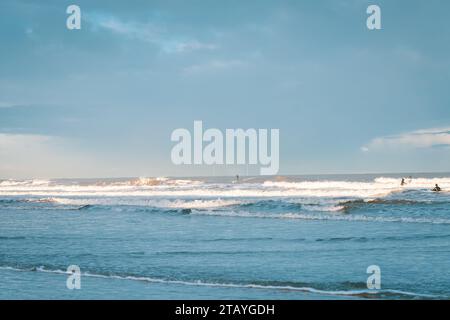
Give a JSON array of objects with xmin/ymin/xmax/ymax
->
[{"xmin": 2, "ymin": 170, "xmax": 450, "ymax": 181}]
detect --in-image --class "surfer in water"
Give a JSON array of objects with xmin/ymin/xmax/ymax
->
[
  {"xmin": 401, "ymin": 178, "xmax": 406, "ymax": 186},
  {"xmin": 432, "ymin": 184, "xmax": 442, "ymax": 192}
]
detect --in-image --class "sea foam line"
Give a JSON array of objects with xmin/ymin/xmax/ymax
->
[
  {"xmin": 0, "ymin": 266, "xmax": 437, "ymax": 299},
  {"xmin": 189, "ymin": 210, "xmax": 450, "ymax": 225}
]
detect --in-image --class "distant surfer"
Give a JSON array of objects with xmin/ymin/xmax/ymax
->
[
  {"xmin": 432, "ymin": 184, "xmax": 441, "ymax": 192},
  {"xmin": 401, "ymin": 178, "xmax": 406, "ymax": 186},
  {"xmin": 236, "ymin": 175, "xmax": 239, "ymax": 182}
]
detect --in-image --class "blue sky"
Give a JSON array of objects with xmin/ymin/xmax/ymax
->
[{"xmin": 1, "ymin": 0, "xmax": 450, "ymax": 178}]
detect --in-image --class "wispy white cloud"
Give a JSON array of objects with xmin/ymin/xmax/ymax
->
[
  {"xmin": 182, "ymin": 59, "xmax": 245, "ymax": 75},
  {"xmin": 0, "ymin": 102, "xmax": 14, "ymax": 108},
  {"xmin": 0, "ymin": 134, "xmax": 89, "ymax": 178},
  {"xmin": 394, "ymin": 46, "xmax": 423, "ymax": 64},
  {"xmin": 88, "ymin": 14, "xmax": 216, "ymax": 53},
  {"xmin": 362, "ymin": 127, "xmax": 450, "ymax": 152},
  {"xmin": 0, "ymin": 133, "xmax": 51, "ymax": 147},
  {"xmin": 0, "ymin": 134, "xmax": 56, "ymax": 178},
  {"xmin": 170, "ymin": 40, "xmax": 217, "ymax": 53}
]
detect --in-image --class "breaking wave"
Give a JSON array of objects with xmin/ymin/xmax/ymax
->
[
  {"xmin": 188, "ymin": 209, "xmax": 450, "ymax": 225},
  {"xmin": 1, "ymin": 175, "xmax": 450, "ymax": 224}
]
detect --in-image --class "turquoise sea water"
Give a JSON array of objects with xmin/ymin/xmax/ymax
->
[{"xmin": 1, "ymin": 174, "xmax": 449, "ymax": 299}]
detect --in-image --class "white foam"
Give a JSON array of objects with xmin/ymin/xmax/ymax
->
[
  {"xmin": 51, "ymin": 197, "xmax": 240, "ymax": 209},
  {"xmin": 4, "ymin": 176, "xmax": 448, "ymax": 199},
  {"xmin": 1, "ymin": 177, "xmax": 449, "ymax": 215},
  {"xmin": 0, "ymin": 179, "xmax": 50, "ymax": 187},
  {"xmin": 189, "ymin": 210, "xmax": 450, "ymax": 225},
  {"xmin": 0, "ymin": 265, "xmax": 437, "ymax": 298}
]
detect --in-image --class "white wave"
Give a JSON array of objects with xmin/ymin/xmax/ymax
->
[
  {"xmin": 0, "ymin": 185, "xmax": 401, "ymax": 198},
  {"xmin": 1, "ymin": 176, "xmax": 449, "ymax": 204},
  {"xmin": 127, "ymin": 177, "xmax": 203, "ymax": 187},
  {"xmin": 0, "ymin": 179, "xmax": 50, "ymax": 187},
  {"xmin": 0, "ymin": 265, "xmax": 437, "ymax": 299},
  {"xmin": 375, "ymin": 177, "xmax": 450, "ymax": 188},
  {"xmin": 17, "ymin": 197, "xmax": 346, "ymax": 213},
  {"xmin": 301, "ymin": 204, "xmax": 345, "ymax": 212},
  {"xmin": 263, "ymin": 181, "xmax": 399, "ymax": 198},
  {"xmin": 26, "ymin": 197, "xmax": 58, "ymax": 203},
  {"xmin": 156, "ymin": 199, "xmax": 239, "ymax": 209},
  {"xmin": 189, "ymin": 210, "xmax": 450, "ymax": 225},
  {"xmin": 51, "ymin": 197, "xmax": 240, "ymax": 209}
]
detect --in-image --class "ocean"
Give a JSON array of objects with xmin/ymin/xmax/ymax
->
[{"xmin": 1, "ymin": 173, "xmax": 449, "ymax": 299}]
